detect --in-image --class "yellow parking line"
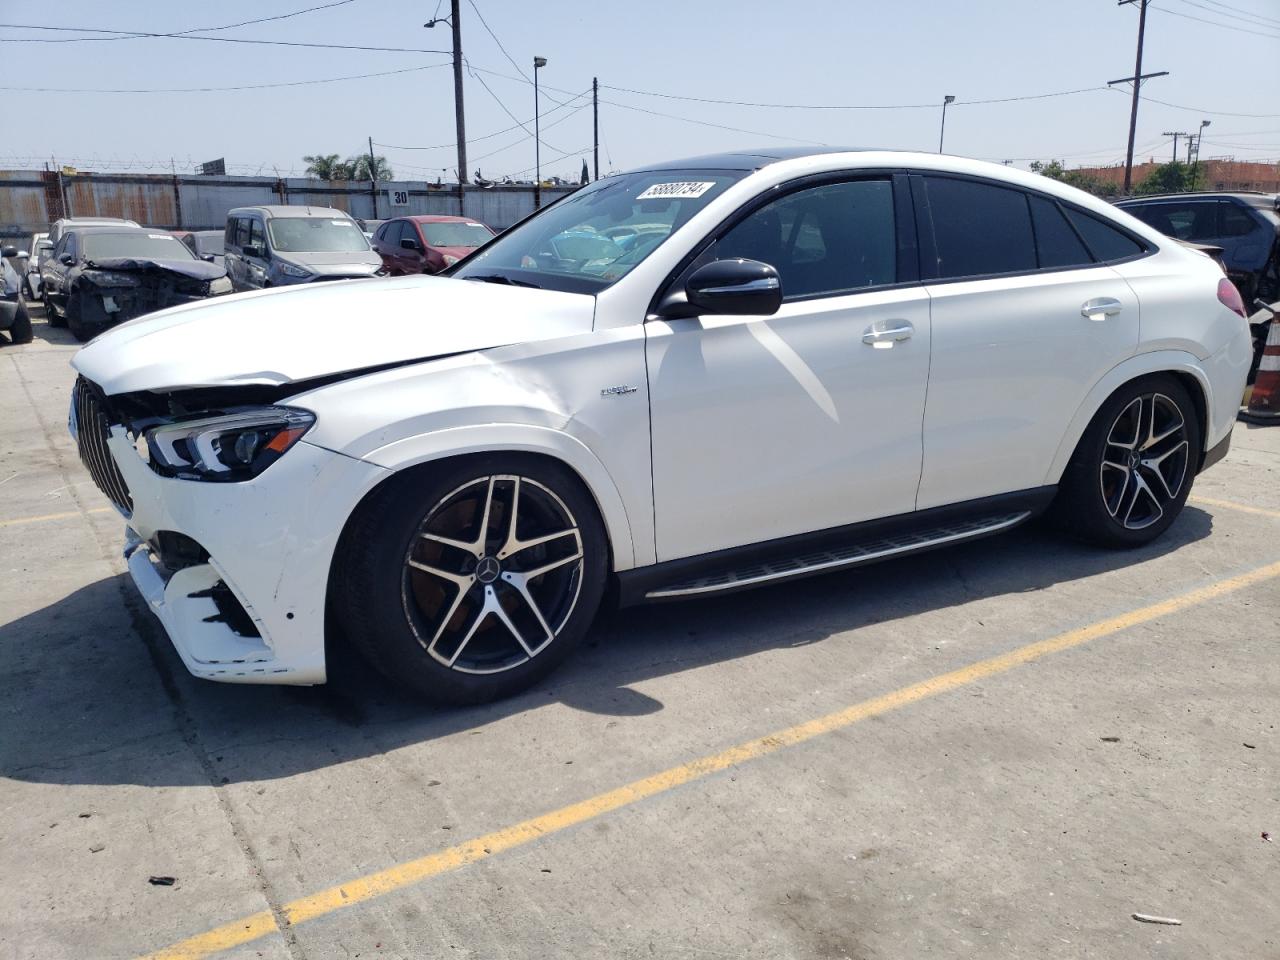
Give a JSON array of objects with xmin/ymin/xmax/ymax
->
[
  {"xmin": 1190, "ymin": 495, "xmax": 1280, "ymax": 521},
  {"xmin": 0, "ymin": 506, "xmax": 114, "ymax": 528},
  {"xmin": 137, "ymin": 558, "xmax": 1280, "ymax": 960}
]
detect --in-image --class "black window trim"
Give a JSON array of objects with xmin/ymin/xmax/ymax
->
[
  {"xmin": 910, "ymin": 171, "xmax": 1154, "ymax": 286},
  {"xmin": 646, "ymin": 168, "xmax": 920, "ymax": 319}
]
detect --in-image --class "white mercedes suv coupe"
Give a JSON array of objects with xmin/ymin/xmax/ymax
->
[{"xmin": 69, "ymin": 149, "xmax": 1252, "ymax": 703}]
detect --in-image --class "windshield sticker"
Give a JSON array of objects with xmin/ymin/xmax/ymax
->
[
  {"xmin": 636, "ymin": 181, "xmax": 716, "ymax": 200},
  {"xmin": 331, "ymin": 220, "xmax": 354, "ymax": 227},
  {"xmin": 148, "ymin": 234, "xmax": 175, "ymax": 240}
]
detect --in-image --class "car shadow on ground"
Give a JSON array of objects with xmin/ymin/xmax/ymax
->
[
  {"xmin": 0, "ymin": 300, "xmax": 79, "ymax": 348},
  {"xmin": 0, "ymin": 507, "xmax": 1216, "ymax": 788}
]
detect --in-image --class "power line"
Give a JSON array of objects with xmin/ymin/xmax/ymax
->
[
  {"xmin": 0, "ymin": 22, "xmax": 450, "ymax": 54},
  {"xmin": 467, "ymin": 65, "xmax": 571, "ymax": 155},
  {"xmin": 464, "ymin": 0, "xmax": 529, "ymax": 81},
  {"xmin": 0, "ymin": 63, "xmax": 450, "ymax": 94},
  {"xmin": 597, "ymin": 97, "xmax": 828, "ymax": 146},
  {"xmin": 375, "ymin": 89, "xmax": 591, "ymax": 151},
  {"xmin": 1147, "ymin": 1, "xmax": 1280, "ymax": 39},
  {"xmin": 596, "ymin": 83, "xmax": 1109, "ymax": 111},
  {"xmin": 468, "ymin": 103, "xmax": 593, "ymax": 164},
  {"xmin": 1192, "ymin": 0, "xmax": 1280, "ymax": 26},
  {"xmin": 13, "ymin": 0, "xmax": 357, "ymax": 44},
  {"xmin": 1163, "ymin": 0, "xmax": 1280, "ymax": 29},
  {"xmin": 1137, "ymin": 93, "xmax": 1280, "ymax": 118}
]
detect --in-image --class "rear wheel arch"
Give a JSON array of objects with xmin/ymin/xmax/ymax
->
[{"xmin": 1046, "ymin": 352, "xmax": 1214, "ymax": 485}]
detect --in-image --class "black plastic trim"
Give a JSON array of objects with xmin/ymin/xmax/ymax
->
[
  {"xmin": 616, "ymin": 486, "xmax": 1057, "ymax": 606},
  {"xmin": 1198, "ymin": 429, "xmax": 1232, "ymax": 473}
]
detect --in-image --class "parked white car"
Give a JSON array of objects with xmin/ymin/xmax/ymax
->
[{"xmin": 68, "ymin": 149, "xmax": 1252, "ymax": 702}]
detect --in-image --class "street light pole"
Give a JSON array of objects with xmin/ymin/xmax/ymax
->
[
  {"xmin": 534, "ymin": 56, "xmax": 547, "ymax": 209},
  {"xmin": 1191, "ymin": 119, "xmax": 1210, "ymax": 187},
  {"xmin": 938, "ymin": 95, "xmax": 955, "ymax": 153}
]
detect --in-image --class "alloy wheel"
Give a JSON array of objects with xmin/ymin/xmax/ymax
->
[
  {"xmin": 402, "ymin": 475, "xmax": 584, "ymax": 675},
  {"xmin": 1099, "ymin": 393, "xmax": 1190, "ymax": 530}
]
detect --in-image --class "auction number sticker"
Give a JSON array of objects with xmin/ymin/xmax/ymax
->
[{"xmin": 636, "ymin": 181, "xmax": 716, "ymax": 200}]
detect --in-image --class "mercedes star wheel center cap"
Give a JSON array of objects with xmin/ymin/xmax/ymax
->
[{"xmin": 475, "ymin": 556, "xmax": 501, "ymax": 584}]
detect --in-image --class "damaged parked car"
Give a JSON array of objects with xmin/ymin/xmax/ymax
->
[{"xmin": 42, "ymin": 226, "xmax": 232, "ymax": 341}]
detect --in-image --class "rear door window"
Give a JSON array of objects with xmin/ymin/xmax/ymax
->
[
  {"xmin": 1219, "ymin": 202, "xmax": 1258, "ymax": 238},
  {"xmin": 1028, "ymin": 195, "xmax": 1094, "ymax": 269},
  {"xmin": 1063, "ymin": 208, "xmax": 1146, "ymax": 262},
  {"xmin": 249, "ymin": 219, "xmax": 265, "ymax": 250},
  {"xmin": 922, "ymin": 176, "xmax": 1036, "ymax": 279}
]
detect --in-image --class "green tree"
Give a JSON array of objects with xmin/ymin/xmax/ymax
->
[
  {"xmin": 1134, "ymin": 160, "xmax": 1204, "ymax": 195},
  {"xmin": 302, "ymin": 154, "xmax": 345, "ymax": 181},
  {"xmin": 344, "ymin": 154, "xmax": 394, "ymax": 182},
  {"xmin": 1029, "ymin": 160, "xmax": 1119, "ymax": 198}
]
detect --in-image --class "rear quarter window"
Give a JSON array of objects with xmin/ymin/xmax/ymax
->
[{"xmin": 1064, "ymin": 208, "xmax": 1146, "ymax": 262}]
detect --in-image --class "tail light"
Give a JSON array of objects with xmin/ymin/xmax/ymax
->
[{"xmin": 1217, "ymin": 278, "xmax": 1246, "ymax": 318}]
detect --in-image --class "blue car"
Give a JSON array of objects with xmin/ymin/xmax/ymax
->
[{"xmin": 1116, "ymin": 192, "xmax": 1279, "ymax": 307}]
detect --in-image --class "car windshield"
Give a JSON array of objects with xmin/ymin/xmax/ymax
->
[
  {"xmin": 84, "ymin": 232, "xmax": 195, "ymax": 261},
  {"xmin": 422, "ymin": 222, "xmax": 494, "ymax": 248},
  {"xmin": 267, "ymin": 217, "xmax": 370, "ymax": 253},
  {"xmin": 193, "ymin": 232, "xmax": 224, "ymax": 255},
  {"xmin": 451, "ymin": 169, "xmax": 746, "ymax": 292}
]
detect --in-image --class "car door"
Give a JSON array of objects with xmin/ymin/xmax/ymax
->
[
  {"xmin": 245, "ymin": 217, "xmax": 270, "ymax": 287},
  {"xmin": 645, "ymin": 174, "xmax": 932, "ymax": 561},
  {"xmin": 913, "ymin": 175, "xmax": 1142, "ymax": 509},
  {"xmin": 45, "ymin": 232, "xmax": 76, "ymax": 310}
]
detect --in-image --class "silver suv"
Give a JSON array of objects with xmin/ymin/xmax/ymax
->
[{"xmin": 224, "ymin": 206, "xmax": 383, "ymax": 290}]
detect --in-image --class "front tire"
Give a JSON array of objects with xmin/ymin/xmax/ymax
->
[
  {"xmin": 334, "ymin": 455, "xmax": 608, "ymax": 704},
  {"xmin": 1052, "ymin": 374, "xmax": 1200, "ymax": 548},
  {"xmin": 43, "ymin": 293, "xmax": 66, "ymax": 327}
]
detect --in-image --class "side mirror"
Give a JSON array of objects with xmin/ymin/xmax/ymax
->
[
  {"xmin": 60, "ymin": 253, "xmax": 75, "ymax": 265},
  {"xmin": 0, "ymin": 245, "xmax": 16, "ymax": 258},
  {"xmin": 400, "ymin": 237, "xmax": 421, "ymax": 251},
  {"xmin": 35, "ymin": 241, "xmax": 53, "ymax": 253},
  {"xmin": 200, "ymin": 253, "xmax": 216, "ymax": 262},
  {"xmin": 242, "ymin": 244, "xmax": 262, "ymax": 259},
  {"xmin": 683, "ymin": 259, "xmax": 782, "ymax": 317}
]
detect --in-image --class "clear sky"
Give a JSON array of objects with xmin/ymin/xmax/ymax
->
[{"xmin": 1, "ymin": 0, "xmax": 1277, "ymax": 181}]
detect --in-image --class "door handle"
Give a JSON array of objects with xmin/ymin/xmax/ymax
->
[
  {"xmin": 862, "ymin": 320, "xmax": 914, "ymax": 347},
  {"xmin": 1081, "ymin": 297, "xmax": 1123, "ymax": 321}
]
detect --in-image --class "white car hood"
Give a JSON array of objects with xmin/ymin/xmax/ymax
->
[{"xmin": 72, "ymin": 274, "xmax": 596, "ymax": 395}]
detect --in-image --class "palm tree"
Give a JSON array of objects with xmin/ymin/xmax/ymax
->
[
  {"xmin": 344, "ymin": 154, "xmax": 394, "ymax": 182},
  {"xmin": 302, "ymin": 154, "xmax": 345, "ymax": 181}
]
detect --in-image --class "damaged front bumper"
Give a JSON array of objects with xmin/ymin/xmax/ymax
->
[
  {"xmin": 80, "ymin": 266, "xmax": 231, "ymax": 326},
  {"xmin": 71, "ymin": 382, "xmax": 388, "ymax": 683}
]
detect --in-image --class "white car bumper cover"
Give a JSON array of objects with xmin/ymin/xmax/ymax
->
[{"xmin": 108, "ymin": 432, "xmax": 387, "ymax": 684}]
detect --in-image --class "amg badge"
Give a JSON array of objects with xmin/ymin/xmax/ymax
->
[{"xmin": 600, "ymin": 385, "xmax": 638, "ymax": 398}]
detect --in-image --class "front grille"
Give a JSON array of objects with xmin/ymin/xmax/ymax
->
[{"xmin": 72, "ymin": 376, "xmax": 133, "ymax": 515}]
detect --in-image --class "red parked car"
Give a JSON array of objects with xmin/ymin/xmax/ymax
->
[{"xmin": 371, "ymin": 215, "xmax": 496, "ymax": 275}]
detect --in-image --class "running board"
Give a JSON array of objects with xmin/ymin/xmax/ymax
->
[{"xmin": 643, "ymin": 511, "xmax": 1031, "ymax": 600}]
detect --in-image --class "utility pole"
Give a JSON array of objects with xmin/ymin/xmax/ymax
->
[
  {"xmin": 425, "ymin": 2, "xmax": 467, "ymax": 215},
  {"xmin": 368, "ymin": 135, "xmax": 379, "ymax": 219},
  {"xmin": 592, "ymin": 77, "xmax": 599, "ymax": 182},
  {"xmin": 450, "ymin": 0, "xmax": 466, "ymax": 215},
  {"xmin": 1162, "ymin": 131, "xmax": 1188, "ymax": 164},
  {"xmin": 1111, "ymin": 0, "xmax": 1168, "ymax": 194}
]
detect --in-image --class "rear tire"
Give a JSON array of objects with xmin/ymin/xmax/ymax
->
[
  {"xmin": 6, "ymin": 301, "xmax": 32, "ymax": 344},
  {"xmin": 1051, "ymin": 374, "xmax": 1200, "ymax": 548},
  {"xmin": 43, "ymin": 293, "xmax": 66, "ymax": 327},
  {"xmin": 334, "ymin": 454, "xmax": 608, "ymax": 704}
]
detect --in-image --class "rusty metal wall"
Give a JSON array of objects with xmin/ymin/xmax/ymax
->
[{"xmin": 1, "ymin": 171, "xmax": 575, "ymax": 239}]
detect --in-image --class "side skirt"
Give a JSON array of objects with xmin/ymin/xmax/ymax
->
[{"xmin": 616, "ymin": 487, "xmax": 1057, "ymax": 606}]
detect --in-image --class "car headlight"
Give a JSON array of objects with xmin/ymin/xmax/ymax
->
[
  {"xmin": 442, "ymin": 255, "xmax": 459, "ymax": 266},
  {"xmin": 208, "ymin": 276, "xmax": 232, "ymax": 295},
  {"xmin": 83, "ymin": 271, "xmax": 141, "ymax": 287},
  {"xmin": 144, "ymin": 407, "xmax": 315, "ymax": 482},
  {"xmin": 277, "ymin": 262, "xmax": 311, "ymax": 279}
]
